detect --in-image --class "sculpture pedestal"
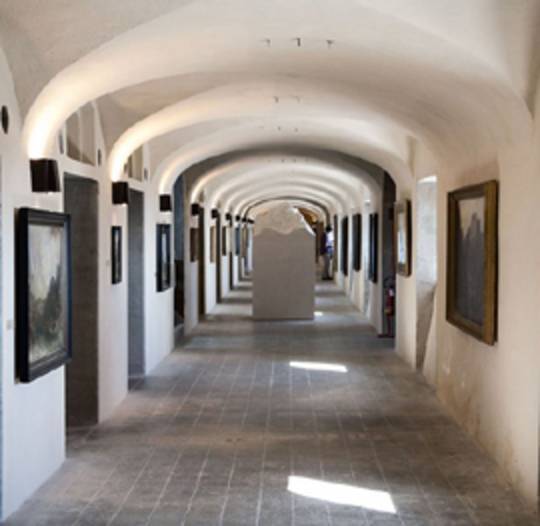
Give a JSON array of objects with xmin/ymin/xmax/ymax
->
[{"xmin": 253, "ymin": 229, "xmax": 315, "ymax": 320}]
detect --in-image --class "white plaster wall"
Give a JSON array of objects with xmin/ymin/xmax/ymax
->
[
  {"xmin": 395, "ymin": 185, "xmax": 417, "ymax": 369},
  {"xmin": 220, "ymin": 224, "xmax": 230, "ymax": 298},
  {"xmin": 60, "ymin": 103, "xmax": 129, "ymax": 424},
  {"xmin": 184, "ymin": 203, "xmax": 199, "ymax": 334},
  {"xmin": 144, "ymin": 182, "xmax": 174, "ymax": 372},
  {"xmin": 351, "ymin": 199, "xmax": 383, "ymax": 334},
  {"xmin": 431, "ymin": 86, "xmax": 540, "ymax": 505},
  {"xmin": 205, "ymin": 207, "xmax": 217, "ymax": 314},
  {"xmin": 0, "ymin": 51, "xmax": 144, "ymax": 517},
  {"xmin": 0, "ymin": 49, "xmax": 65, "ymax": 519}
]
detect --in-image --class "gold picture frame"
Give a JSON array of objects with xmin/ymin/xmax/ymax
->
[
  {"xmin": 394, "ymin": 200, "xmax": 412, "ymax": 277},
  {"xmin": 446, "ymin": 180, "xmax": 498, "ymax": 345}
]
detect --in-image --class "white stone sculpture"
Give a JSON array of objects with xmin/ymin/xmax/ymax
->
[{"xmin": 253, "ymin": 204, "xmax": 315, "ymax": 320}]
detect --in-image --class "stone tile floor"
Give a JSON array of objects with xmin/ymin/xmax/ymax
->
[{"xmin": 5, "ymin": 281, "xmax": 538, "ymax": 525}]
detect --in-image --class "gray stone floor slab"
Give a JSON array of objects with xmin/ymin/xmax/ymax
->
[{"xmin": 4, "ymin": 281, "xmax": 538, "ymax": 525}]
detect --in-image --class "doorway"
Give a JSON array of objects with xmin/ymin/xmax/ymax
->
[
  {"xmin": 229, "ymin": 223, "xmax": 234, "ymax": 291},
  {"xmin": 215, "ymin": 214, "xmax": 222, "ymax": 303},
  {"xmin": 128, "ymin": 189, "xmax": 145, "ymax": 381},
  {"xmin": 64, "ymin": 175, "xmax": 99, "ymax": 426},
  {"xmin": 198, "ymin": 206, "xmax": 205, "ymax": 317},
  {"xmin": 173, "ymin": 177, "xmax": 185, "ymax": 336},
  {"xmin": 381, "ymin": 172, "xmax": 396, "ymax": 336}
]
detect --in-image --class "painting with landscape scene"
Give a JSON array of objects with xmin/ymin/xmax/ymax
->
[
  {"xmin": 446, "ymin": 181, "xmax": 498, "ymax": 345},
  {"xmin": 156, "ymin": 223, "xmax": 171, "ymax": 291},
  {"xmin": 17, "ymin": 208, "xmax": 72, "ymax": 382},
  {"xmin": 111, "ymin": 226, "xmax": 122, "ymax": 284},
  {"xmin": 394, "ymin": 200, "xmax": 411, "ymax": 276}
]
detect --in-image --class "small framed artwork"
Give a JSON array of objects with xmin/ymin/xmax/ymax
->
[
  {"xmin": 235, "ymin": 226, "xmax": 241, "ymax": 256},
  {"xmin": 16, "ymin": 208, "xmax": 72, "ymax": 382},
  {"xmin": 111, "ymin": 226, "xmax": 122, "ymax": 284},
  {"xmin": 352, "ymin": 213, "xmax": 362, "ymax": 272},
  {"xmin": 341, "ymin": 216, "xmax": 349, "ymax": 276},
  {"xmin": 241, "ymin": 226, "xmax": 248, "ymax": 258},
  {"xmin": 210, "ymin": 226, "xmax": 217, "ymax": 263},
  {"xmin": 222, "ymin": 226, "xmax": 227, "ymax": 256},
  {"xmin": 156, "ymin": 224, "xmax": 171, "ymax": 292},
  {"xmin": 447, "ymin": 180, "xmax": 498, "ymax": 345},
  {"xmin": 333, "ymin": 215, "xmax": 339, "ymax": 268},
  {"xmin": 369, "ymin": 213, "xmax": 378, "ymax": 283},
  {"xmin": 394, "ymin": 200, "xmax": 412, "ymax": 276},
  {"xmin": 190, "ymin": 228, "xmax": 199, "ymax": 262}
]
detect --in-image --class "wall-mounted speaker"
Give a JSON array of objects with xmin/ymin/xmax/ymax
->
[
  {"xmin": 112, "ymin": 181, "xmax": 130, "ymax": 205},
  {"xmin": 160, "ymin": 194, "xmax": 172, "ymax": 212},
  {"xmin": 191, "ymin": 203, "xmax": 200, "ymax": 216},
  {"xmin": 30, "ymin": 159, "xmax": 60, "ymax": 193}
]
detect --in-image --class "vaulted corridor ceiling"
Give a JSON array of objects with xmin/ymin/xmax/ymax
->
[{"xmin": 2, "ymin": 0, "xmax": 540, "ymax": 207}]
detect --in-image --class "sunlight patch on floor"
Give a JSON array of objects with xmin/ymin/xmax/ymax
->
[
  {"xmin": 289, "ymin": 361, "xmax": 348, "ymax": 373},
  {"xmin": 288, "ymin": 476, "xmax": 396, "ymax": 514}
]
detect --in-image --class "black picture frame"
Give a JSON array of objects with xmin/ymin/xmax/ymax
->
[
  {"xmin": 222, "ymin": 226, "xmax": 227, "ymax": 256},
  {"xmin": 333, "ymin": 215, "xmax": 339, "ymax": 270},
  {"xmin": 352, "ymin": 213, "xmax": 362, "ymax": 272},
  {"xmin": 341, "ymin": 216, "xmax": 349, "ymax": 276},
  {"xmin": 16, "ymin": 208, "xmax": 72, "ymax": 382},
  {"xmin": 111, "ymin": 226, "xmax": 122, "ymax": 284},
  {"xmin": 369, "ymin": 213, "xmax": 378, "ymax": 283},
  {"xmin": 235, "ymin": 226, "xmax": 241, "ymax": 256},
  {"xmin": 156, "ymin": 224, "xmax": 172, "ymax": 292}
]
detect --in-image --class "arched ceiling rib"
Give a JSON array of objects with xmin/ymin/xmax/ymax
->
[
  {"xmin": 231, "ymin": 187, "xmax": 341, "ymax": 217},
  {"xmin": 192, "ymin": 155, "xmax": 373, "ymax": 209},
  {"xmin": 9, "ymin": 0, "xmax": 536, "ymax": 176},
  {"xmin": 107, "ymin": 77, "xmax": 529, "ymax": 183},
  {"xmin": 153, "ymin": 120, "xmax": 409, "ymax": 192},
  {"xmin": 222, "ymin": 179, "xmax": 349, "ymax": 217},
  {"xmin": 247, "ymin": 198, "xmax": 329, "ymax": 223}
]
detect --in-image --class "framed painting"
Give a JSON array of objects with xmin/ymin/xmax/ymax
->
[
  {"xmin": 394, "ymin": 200, "xmax": 412, "ymax": 276},
  {"xmin": 352, "ymin": 213, "xmax": 362, "ymax": 272},
  {"xmin": 333, "ymin": 215, "xmax": 339, "ymax": 271},
  {"xmin": 242, "ymin": 225, "xmax": 248, "ymax": 258},
  {"xmin": 156, "ymin": 223, "xmax": 171, "ymax": 292},
  {"xmin": 210, "ymin": 226, "xmax": 217, "ymax": 263},
  {"xmin": 222, "ymin": 226, "xmax": 227, "ymax": 256},
  {"xmin": 341, "ymin": 216, "xmax": 349, "ymax": 276},
  {"xmin": 447, "ymin": 180, "xmax": 498, "ymax": 345},
  {"xmin": 368, "ymin": 213, "xmax": 378, "ymax": 283},
  {"xmin": 16, "ymin": 208, "xmax": 72, "ymax": 382},
  {"xmin": 235, "ymin": 226, "xmax": 241, "ymax": 256},
  {"xmin": 190, "ymin": 227, "xmax": 198, "ymax": 262},
  {"xmin": 111, "ymin": 226, "xmax": 122, "ymax": 284}
]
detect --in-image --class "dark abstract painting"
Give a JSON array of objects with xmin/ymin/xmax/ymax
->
[
  {"xmin": 111, "ymin": 226, "xmax": 122, "ymax": 284},
  {"xmin": 17, "ymin": 208, "xmax": 72, "ymax": 382},
  {"xmin": 156, "ymin": 223, "xmax": 171, "ymax": 291}
]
